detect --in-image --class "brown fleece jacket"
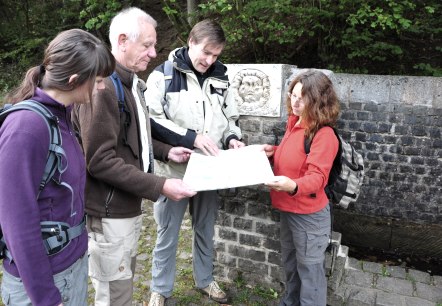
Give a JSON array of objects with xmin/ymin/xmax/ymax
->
[{"xmin": 72, "ymin": 62, "xmax": 171, "ymax": 218}]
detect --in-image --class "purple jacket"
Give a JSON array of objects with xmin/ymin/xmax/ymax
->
[{"xmin": 0, "ymin": 88, "xmax": 87, "ymax": 306}]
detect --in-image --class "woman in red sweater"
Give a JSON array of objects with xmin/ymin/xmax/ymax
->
[{"xmin": 263, "ymin": 70, "xmax": 340, "ymax": 306}]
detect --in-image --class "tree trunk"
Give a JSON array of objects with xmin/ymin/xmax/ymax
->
[{"xmin": 187, "ymin": 0, "xmax": 196, "ymax": 24}]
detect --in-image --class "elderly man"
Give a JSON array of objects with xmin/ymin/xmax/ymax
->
[{"xmin": 71, "ymin": 7, "xmax": 195, "ymax": 306}]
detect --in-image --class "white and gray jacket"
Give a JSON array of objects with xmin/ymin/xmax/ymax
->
[{"xmin": 145, "ymin": 47, "xmax": 242, "ymax": 178}]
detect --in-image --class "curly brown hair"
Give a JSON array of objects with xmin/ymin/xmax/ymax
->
[{"xmin": 286, "ymin": 69, "xmax": 340, "ymax": 140}]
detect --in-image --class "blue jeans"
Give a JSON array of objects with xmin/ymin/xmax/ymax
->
[
  {"xmin": 1, "ymin": 252, "xmax": 88, "ymax": 306},
  {"xmin": 279, "ymin": 204, "xmax": 331, "ymax": 306}
]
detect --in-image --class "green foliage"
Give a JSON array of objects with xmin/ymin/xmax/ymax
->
[
  {"xmin": 162, "ymin": 0, "xmax": 193, "ymax": 44},
  {"xmin": 162, "ymin": 0, "xmax": 441, "ymax": 76},
  {"xmin": 0, "ymin": 0, "xmax": 440, "ymax": 97},
  {"xmin": 80, "ymin": 0, "xmax": 126, "ymax": 41},
  {"xmin": 252, "ymin": 285, "xmax": 279, "ymax": 299}
]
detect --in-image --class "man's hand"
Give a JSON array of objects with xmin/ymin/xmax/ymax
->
[
  {"xmin": 194, "ymin": 134, "xmax": 219, "ymax": 156},
  {"xmin": 162, "ymin": 179, "xmax": 196, "ymax": 201},
  {"xmin": 168, "ymin": 147, "xmax": 193, "ymax": 163},
  {"xmin": 228, "ymin": 139, "xmax": 245, "ymax": 149}
]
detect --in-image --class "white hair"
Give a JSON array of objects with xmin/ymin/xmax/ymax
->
[{"xmin": 109, "ymin": 7, "xmax": 157, "ymax": 51}]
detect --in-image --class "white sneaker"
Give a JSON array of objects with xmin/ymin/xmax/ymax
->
[
  {"xmin": 199, "ymin": 281, "xmax": 228, "ymax": 303},
  {"xmin": 148, "ymin": 292, "xmax": 165, "ymax": 306}
]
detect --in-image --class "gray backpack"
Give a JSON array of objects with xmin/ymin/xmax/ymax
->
[{"xmin": 305, "ymin": 127, "xmax": 364, "ymax": 209}]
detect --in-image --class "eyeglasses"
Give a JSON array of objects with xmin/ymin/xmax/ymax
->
[{"xmin": 287, "ymin": 92, "xmax": 304, "ymax": 104}]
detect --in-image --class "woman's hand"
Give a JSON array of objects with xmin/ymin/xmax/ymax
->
[
  {"xmin": 265, "ymin": 176, "xmax": 297, "ymax": 194},
  {"xmin": 259, "ymin": 144, "xmax": 275, "ymax": 158}
]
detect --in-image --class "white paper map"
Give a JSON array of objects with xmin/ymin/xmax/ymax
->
[{"xmin": 183, "ymin": 145, "xmax": 275, "ymax": 191}]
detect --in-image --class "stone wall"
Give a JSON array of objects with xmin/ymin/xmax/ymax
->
[{"xmin": 213, "ymin": 65, "xmax": 442, "ymax": 287}]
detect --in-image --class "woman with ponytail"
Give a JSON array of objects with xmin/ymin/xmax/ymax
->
[{"xmin": 0, "ymin": 29, "xmax": 115, "ymax": 306}]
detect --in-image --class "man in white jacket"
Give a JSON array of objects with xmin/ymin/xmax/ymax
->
[{"xmin": 145, "ymin": 19, "xmax": 244, "ymax": 306}]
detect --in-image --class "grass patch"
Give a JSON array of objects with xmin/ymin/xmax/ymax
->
[{"xmin": 0, "ymin": 201, "xmax": 280, "ymax": 305}]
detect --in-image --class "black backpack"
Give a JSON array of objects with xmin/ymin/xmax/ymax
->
[{"xmin": 304, "ymin": 127, "xmax": 364, "ymax": 209}]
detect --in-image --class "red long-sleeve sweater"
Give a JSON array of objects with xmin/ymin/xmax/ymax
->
[{"xmin": 271, "ymin": 115, "xmax": 339, "ymax": 214}]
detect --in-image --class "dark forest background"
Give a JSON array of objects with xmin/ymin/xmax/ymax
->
[{"xmin": 0, "ymin": 0, "xmax": 440, "ymax": 99}]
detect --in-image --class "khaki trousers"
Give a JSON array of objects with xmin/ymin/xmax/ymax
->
[{"xmin": 87, "ymin": 215, "xmax": 142, "ymax": 306}]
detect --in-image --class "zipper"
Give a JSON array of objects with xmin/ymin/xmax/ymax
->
[{"xmin": 105, "ymin": 187, "xmax": 114, "ymax": 217}]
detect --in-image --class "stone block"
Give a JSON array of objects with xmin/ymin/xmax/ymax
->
[
  {"xmin": 332, "ymin": 73, "xmax": 352, "ymax": 104},
  {"xmin": 415, "ymin": 282, "xmax": 442, "ymax": 303},
  {"xmin": 239, "ymin": 233, "xmax": 262, "ymax": 247},
  {"xmin": 228, "ymin": 245, "xmax": 266, "ymax": 262},
  {"xmin": 269, "ymin": 265, "xmax": 284, "ymax": 282},
  {"xmin": 390, "ymin": 76, "xmax": 440, "ymax": 107},
  {"xmin": 433, "ymin": 275, "xmax": 442, "ymax": 287},
  {"xmin": 346, "ymin": 287, "xmax": 377, "ymax": 306},
  {"xmin": 375, "ymin": 291, "xmax": 404, "ymax": 306},
  {"xmin": 384, "ymin": 266, "xmax": 406, "ymax": 279},
  {"xmin": 347, "ymin": 74, "xmax": 391, "ymax": 105},
  {"xmin": 362, "ymin": 261, "xmax": 384, "ymax": 275},
  {"xmin": 233, "ymin": 217, "xmax": 253, "ymax": 230},
  {"xmin": 343, "ymin": 269, "xmax": 374, "ymax": 288},
  {"xmin": 328, "ymin": 255, "xmax": 347, "ymax": 292},
  {"xmin": 218, "ymin": 228, "xmax": 238, "ymax": 242},
  {"xmin": 375, "ymin": 277, "xmax": 413, "ymax": 297},
  {"xmin": 238, "ymin": 258, "xmax": 268, "ymax": 275},
  {"xmin": 267, "ymin": 251, "xmax": 281, "ymax": 266},
  {"xmin": 255, "ymin": 221, "xmax": 279, "ymax": 240},
  {"xmin": 263, "ymin": 237, "xmax": 280, "ymax": 252},
  {"xmin": 217, "ymin": 253, "xmax": 237, "ymax": 267},
  {"xmin": 239, "ymin": 119, "xmax": 262, "ymax": 132},
  {"xmin": 347, "ymin": 257, "xmax": 363, "ymax": 271},
  {"xmin": 403, "ymin": 296, "xmax": 436, "ymax": 306},
  {"xmin": 327, "ymin": 285, "xmax": 346, "ymax": 306},
  {"xmin": 407, "ymin": 269, "xmax": 431, "ymax": 284}
]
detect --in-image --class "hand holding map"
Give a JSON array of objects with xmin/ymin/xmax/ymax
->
[{"xmin": 183, "ymin": 145, "xmax": 275, "ymax": 191}]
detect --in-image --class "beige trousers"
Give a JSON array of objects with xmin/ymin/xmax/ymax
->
[{"xmin": 87, "ymin": 215, "xmax": 142, "ymax": 306}]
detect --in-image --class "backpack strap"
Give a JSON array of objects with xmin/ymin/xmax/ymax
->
[
  {"xmin": 161, "ymin": 60, "xmax": 174, "ymax": 119},
  {"xmin": 110, "ymin": 72, "xmax": 125, "ymax": 112},
  {"xmin": 303, "ymin": 130, "xmax": 335, "ymax": 248},
  {"xmin": 0, "ymin": 100, "xmax": 66, "ymax": 197},
  {"xmin": 110, "ymin": 72, "xmax": 131, "ymax": 145},
  {"xmin": 3, "ymin": 216, "xmax": 86, "ymax": 261},
  {"xmin": 304, "ymin": 137, "xmax": 312, "ymax": 155},
  {"xmin": 0, "ymin": 100, "xmax": 80, "ymax": 261},
  {"xmin": 40, "ymin": 215, "xmax": 86, "ymax": 255}
]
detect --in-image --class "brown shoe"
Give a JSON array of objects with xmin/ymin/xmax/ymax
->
[
  {"xmin": 148, "ymin": 292, "xmax": 166, "ymax": 306},
  {"xmin": 199, "ymin": 281, "xmax": 228, "ymax": 303}
]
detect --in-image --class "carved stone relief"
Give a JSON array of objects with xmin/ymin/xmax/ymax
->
[{"xmin": 226, "ymin": 64, "xmax": 282, "ymax": 117}]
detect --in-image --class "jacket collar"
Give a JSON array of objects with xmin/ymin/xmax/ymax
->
[
  {"xmin": 169, "ymin": 47, "xmax": 228, "ymax": 81},
  {"xmin": 114, "ymin": 61, "xmax": 136, "ymax": 89},
  {"xmin": 31, "ymin": 87, "xmax": 70, "ymax": 118}
]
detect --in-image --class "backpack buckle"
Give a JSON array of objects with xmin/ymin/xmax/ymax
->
[{"xmin": 50, "ymin": 224, "xmax": 63, "ymax": 242}]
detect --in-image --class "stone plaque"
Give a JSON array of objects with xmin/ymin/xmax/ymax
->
[{"xmin": 226, "ymin": 64, "xmax": 283, "ymax": 117}]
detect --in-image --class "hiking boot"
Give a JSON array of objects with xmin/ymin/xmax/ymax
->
[
  {"xmin": 199, "ymin": 281, "xmax": 228, "ymax": 303},
  {"xmin": 148, "ymin": 292, "xmax": 165, "ymax": 306}
]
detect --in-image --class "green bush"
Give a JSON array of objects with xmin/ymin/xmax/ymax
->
[{"xmin": 162, "ymin": 0, "xmax": 441, "ymax": 76}]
